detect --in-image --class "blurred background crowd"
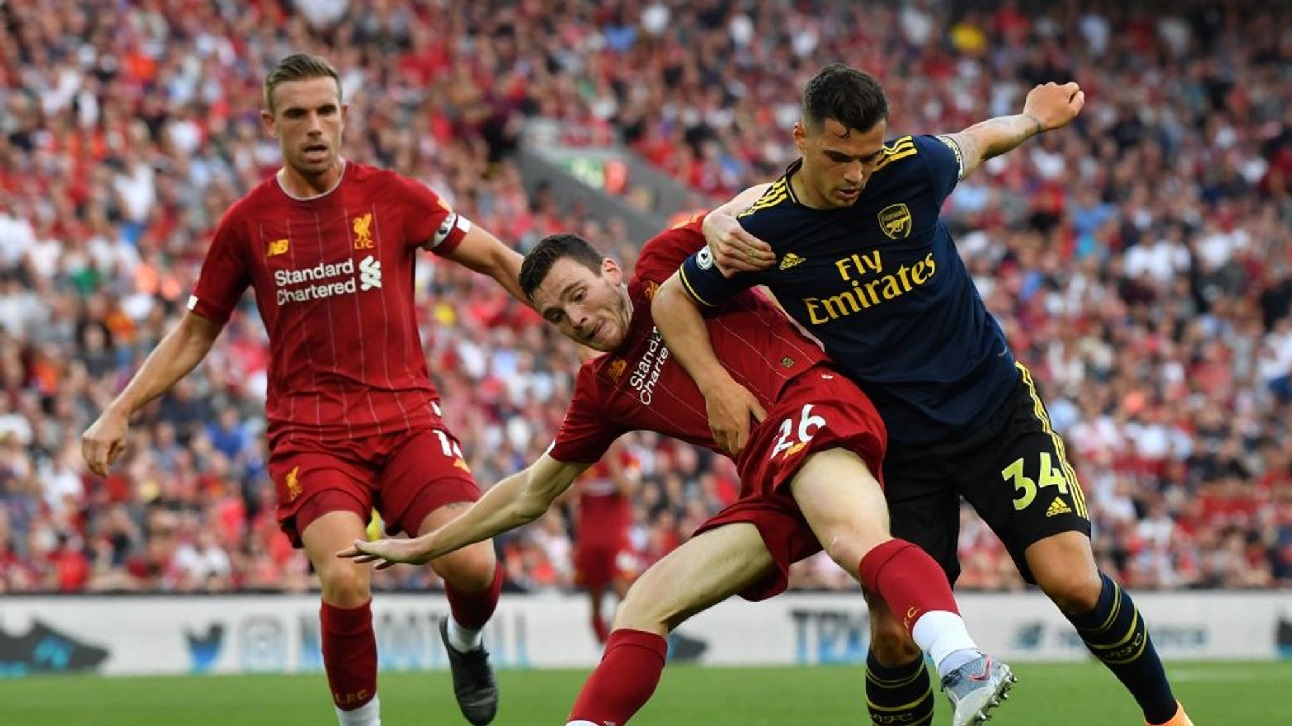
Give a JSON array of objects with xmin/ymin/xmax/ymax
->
[{"xmin": 0, "ymin": 0, "xmax": 1289, "ymax": 597}]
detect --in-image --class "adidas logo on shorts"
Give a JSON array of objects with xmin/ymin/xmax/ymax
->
[{"xmin": 1045, "ymin": 497, "xmax": 1072, "ymax": 518}]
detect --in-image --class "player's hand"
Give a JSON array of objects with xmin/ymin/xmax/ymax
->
[
  {"xmin": 1022, "ymin": 81, "xmax": 1086, "ymax": 132},
  {"xmin": 337, "ymin": 537, "xmax": 436, "ymax": 570},
  {"xmin": 81, "ymin": 409, "xmax": 130, "ymax": 476},
  {"xmin": 703, "ymin": 211, "xmax": 775, "ymax": 277},
  {"xmin": 701, "ymin": 375, "xmax": 767, "ymax": 456}
]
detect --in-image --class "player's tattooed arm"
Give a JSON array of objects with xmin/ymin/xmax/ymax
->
[{"xmin": 944, "ymin": 81, "xmax": 1086, "ymax": 179}]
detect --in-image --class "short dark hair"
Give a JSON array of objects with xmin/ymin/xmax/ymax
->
[
  {"xmin": 264, "ymin": 53, "xmax": 341, "ymax": 113},
  {"xmin": 519, "ymin": 233, "xmax": 605, "ymax": 300},
  {"xmin": 802, "ymin": 63, "xmax": 889, "ymax": 134}
]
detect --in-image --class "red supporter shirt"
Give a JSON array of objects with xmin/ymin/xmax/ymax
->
[
  {"xmin": 188, "ymin": 161, "xmax": 471, "ymax": 442},
  {"xmin": 576, "ymin": 447, "xmax": 638, "ymax": 549},
  {"xmin": 548, "ymin": 220, "xmax": 829, "ymax": 463}
]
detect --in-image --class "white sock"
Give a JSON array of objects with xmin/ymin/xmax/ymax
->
[
  {"xmin": 566, "ymin": 722, "xmax": 601, "ymax": 726},
  {"xmin": 910, "ymin": 610, "xmax": 981, "ymax": 678},
  {"xmin": 336, "ymin": 695, "xmax": 381, "ymax": 726},
  {"xmin": 447, "ymin": 615, "xmax": 483, "ymax": 652}
]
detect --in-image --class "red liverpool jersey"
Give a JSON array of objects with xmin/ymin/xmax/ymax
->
[
  {"xmin": 548, "ymin": 220, "xmax": 829, "ymax": 464},
  {"xmin": 188, "ymin": 161, "xmax": 472, "ymax": 441},
  {"xmin": 576, "ymin": 446, "xmax": 638, "ymax": 549}
]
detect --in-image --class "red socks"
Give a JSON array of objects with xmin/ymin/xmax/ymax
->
[
  {"xmin": 321, "ymin": 600, "xmax": 378, "ymax": 710},
  {"xmin": 591, "ymin": 612, "xmax": 610, "ymax": 645},
  {"xmin": 568, "ymin": 629, "xmax": 669, "ymax": 724},
  {"xmin": 444, "ymin": 563, "xmax": 504, "ymax": 629},
  {"xmin": 858, "ymin": 539, "xmax": 960, "ymax": 630}
]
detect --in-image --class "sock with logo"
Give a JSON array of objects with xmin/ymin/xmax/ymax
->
[
  {"xmin": 567, "ymin": 628, "xmax": 668, "ymax": 725},
  {"xmin": 444, "ymin": 562, "xmax": 504, "ymax": 650},
  {"xmin": 321, "ymin": 600, "xmax": 378, "ymax": 715},
  {"xmin": 1066, "ymin": 572, "xmax": 1178, "ymax": 725},
  {"xmin": 865, "ymin": 651, "xmax": 934, "ymax": 726},
  {"xmin": 857, "ymin": 538, "xmax": 977, "ymax": 669},
  {"xmin": 335, "ymin": 695, "xmax": 381, "ymax": 726}
]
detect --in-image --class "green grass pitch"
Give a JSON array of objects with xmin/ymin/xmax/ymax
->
[{"xmin": 2, "ymin": 661, "xmax": 1286, "ymax": 725}]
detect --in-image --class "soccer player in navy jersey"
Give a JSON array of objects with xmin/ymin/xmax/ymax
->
[
  {"xmin": 340, "ymin": 218, "xmax": 1016, "ymax": 726},
  {"xmin": 653, "ymin": 63, "xmax": 1193, "ymax": 726},
  {"xmin": 81, "ymin": 54, "xmax": 516, "ymax": 726}
]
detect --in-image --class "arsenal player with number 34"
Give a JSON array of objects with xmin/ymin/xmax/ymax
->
[{"xmin": 80, "ymin": 54, "xmax": 521, "ymax": 726}]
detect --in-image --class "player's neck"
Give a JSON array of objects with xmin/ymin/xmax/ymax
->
[
  {"xmin": 277, "ymin": 159, "xmax": 347, "ymax": 200},
  {"xmin": 788, "ymin": 167, "xmax": 830, "ymax": 209}
]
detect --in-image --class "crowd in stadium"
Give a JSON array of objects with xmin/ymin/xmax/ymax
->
[{"xmin": 0, "ymin": 0, "xmax": 1289, "ymax": 596}]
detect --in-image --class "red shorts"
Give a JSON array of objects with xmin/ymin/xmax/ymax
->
[
  {"xmin": 574, "ymin": 543, "xmax": 638, "ymax": 589},
  {"xmin": 694, "ymin": 366, "xmax": 886, "ymax": 601},
  {"xmin": 267, "ymin": 427, "xmax": 481, "ymax": 547}
]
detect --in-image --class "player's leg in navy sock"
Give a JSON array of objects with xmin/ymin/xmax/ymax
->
[
  {"xmin": 1029, "ymin": 533, "xmax": 1179, "ymax": 725},
  {"xmin": 1065, "ymin": 571, "xmax": 1179, "ymax": 724},
  {"xmin": 864, "ymin": 592, "xmax": 935, "ymax": 726}
]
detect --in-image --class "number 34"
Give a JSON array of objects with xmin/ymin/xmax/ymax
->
[{"xmin": 1001, "ymin": 453, "xmax": 1069, "ymax": 510}]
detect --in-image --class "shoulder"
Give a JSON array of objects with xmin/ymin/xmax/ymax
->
[
  {"xmin": 218, "ymin": 179, "xmax": 279, "ymax": 229},
  {"xmin": 872, "ymin": 135, "xmax": 960, "ymax": 180},
  {"xmin": 736, "ymin": 177, "xmax": 794, "ymax": 220},
  {"xmin": 634, "ymin": 221, "xmax": 706, "ymax": 284},
  {"xmin": 734, "ymin": 177, "xmax": 799, "ymax": 238}
]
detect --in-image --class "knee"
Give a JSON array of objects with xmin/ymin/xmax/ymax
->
[
  {"xmin": 821, "ymin": 530, "xmax": 890, "ymax": 581},
  {"xmin": 436, "ymin": 542, "xmax": 498, "ymax": 592},
  {"xmin": 319, "ymin": 563, "xmax": 371, "ymax": 608},
  {"xmin": 1036, "ymin": 566, "xmax": 1103, "ymax": 614},
  {"xmin": 609, "ymin": 584, "xmax": 670, "ymax": 636}
]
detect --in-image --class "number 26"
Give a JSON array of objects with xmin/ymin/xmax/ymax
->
[{"xmin": 770, "ymin": 404, "xmax": 827, "ymax": 460}]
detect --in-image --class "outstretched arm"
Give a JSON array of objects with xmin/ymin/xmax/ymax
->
[
  {"xmin": 338, "ymin": 453, "xmax": 589, "ymax": 568},
  {"xmin": 943, "ymin": 81, "xmax": 1086, "ymax": 179}
]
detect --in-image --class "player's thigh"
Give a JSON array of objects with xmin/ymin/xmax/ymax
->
[
  {"xmin": 380, "ymin": 427, "xmax": 483, "ymax": 532},
  {"xmin": 955, "ymin": 374, "xmax": 1092, "ymax": 584},
  {"xmin": 383, "ymin": 428, "xmax": 495, "ymax": 581},
  {"xmin": 789, "ymin": 447, "xmax": 890, "ymax": 576},
  {"xmin": 882, "ymin": 446, "xmax": 963, "ymax": 585},
  {"xmin": 300, "ymin": 509, "xmax": 373, "ymax": 604},
  {"xmin": 615, "ymin": 523, "xmax": 773, "ymax": 634},
  {"xmin": 267, "ymin": 440, "xmax": 374, "ymax": 549}
]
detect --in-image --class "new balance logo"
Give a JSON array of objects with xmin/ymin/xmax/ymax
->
[
  {"xmin": 779, "ymin": 252, "xmax": 805, "ymax": 270},
  {"xmin": 359, "ymin": 255, "xmax": 382, "ymax": 291},
  {"xmin": 1046, "ymin": 498, "xmax": 1072, "ymax": 517}
]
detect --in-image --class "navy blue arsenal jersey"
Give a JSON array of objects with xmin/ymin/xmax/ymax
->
[{"xmin": 678, "ymin": 134, "xmax": 1018, "ymax": 445}]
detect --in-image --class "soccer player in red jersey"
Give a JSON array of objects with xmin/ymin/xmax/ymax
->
[
  {"xmin": 339, "ymin": 216, "xmax": 1017, "ymax": 726},
  {"xmin": 570, "ymin": 441, "xmax": 640, "ymax": 644},
  {"xmin": 80, "ymin": 54, "xmax": 517, "ymax": 726}
]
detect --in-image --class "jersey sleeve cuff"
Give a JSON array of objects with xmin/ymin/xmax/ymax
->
[
  {"xmin": 186, "ymin": 294, "xmax": 232, "ymax": 325},
  {"xmin": 678, "ymin": 266, "xmax": 719, "ymax": 307}
]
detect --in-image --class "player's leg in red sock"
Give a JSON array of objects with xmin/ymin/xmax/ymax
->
[
  {"xmin": 567, "ymin": 524, "xmax": 773, "ymax": 725},
  {"xmin": 301, "ymin": 507, "xmax": 381, "ymax": 725}
]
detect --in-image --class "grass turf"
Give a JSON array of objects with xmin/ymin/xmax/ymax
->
[{"xmin": 2, "ymin": 660, "xmax": 1284, "ymax": 725}]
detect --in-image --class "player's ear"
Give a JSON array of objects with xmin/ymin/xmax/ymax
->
[
  {"xmin": 261, "ymin": 108, "xmax": 277, "ymax": 138},
  {"xmin": 792, "ymin": 121, "xmax": 807, "ymax": 150},
  {"xmin": 602, "ymin": 257, "xmax": 622, "ymax": 285}
]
